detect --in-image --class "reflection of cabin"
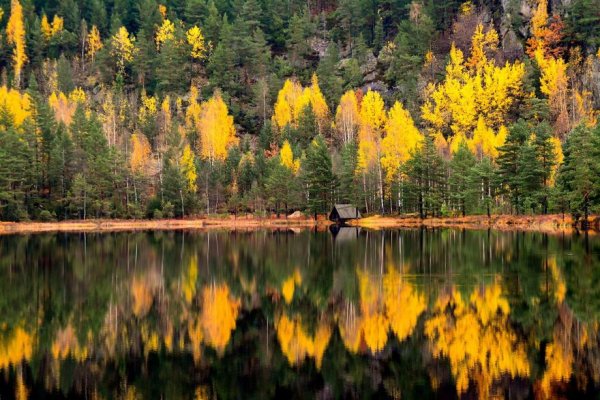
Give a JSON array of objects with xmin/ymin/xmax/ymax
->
[
  {"xmin": 329, "ymin": 204, "xmax": 361, "ymax": 224},
  {"xmin": 329, "ymin": 225, "xmax": 362, "ymax": 242}
]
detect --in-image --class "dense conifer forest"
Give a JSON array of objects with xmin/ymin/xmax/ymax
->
[{"xmin": 0, "ymin": 0, "xmax": 600, "ymax": 222}]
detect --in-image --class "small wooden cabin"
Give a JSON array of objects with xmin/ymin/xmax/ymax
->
[{"xmin": 329, "ymin": 204, "xmax": 362, "ymax": 223}]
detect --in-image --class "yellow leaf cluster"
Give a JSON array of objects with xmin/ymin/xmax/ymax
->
[
  {"xmin": 357, "ymin": 90, "xmax": 386, "ymax": 171},
  {"xmin": 272, "ymin": 74, "xmax": 329, "ymax": 132},
  {"xmin": 186, "ymin": 86, "xmax": 202, "ymax": 131},
  {"xmin": 156, "ymin": 18, "xmax": 175, "ymax": 50},
  {"xmin": 111, "ymin": 26, "xmax": 136, "ymax": 73},
  {"xmin": 424, "ymin": 283, "xmax": 530, "ymax": 398},
  {"xmin": 196, "ymin": 91, "xmax": 237, "ymax": 163},
  {"xmin": 334, "ymin": 90, "xmax": 360, "ymax": 144},
  {"xmin": 186, "ymin": 26, "xmax": 206, "ymax": 59},
  {"xmin": 130, "ymin": 133, "xmax": 152, "ymax": 174},
  {"xmin": 380, "ymin": 101, "xmax": 424, "ymax": 183},
  {"xmin": 467, "ymin": 23, "xmax": 498, "ymax": 70},
  {"xmin": 49, "ymin": 89, "xmax": 86, "ymax": 125},
  {"xmin": 276, "ymin": 314, "xmax": 332, "ymax": 369},
  {"xmin": 466, "ymin": 116, "xmax": 506, "ymax": 158},
  {"xmin": 0, "ymin": 85, "xmax": 31, "ymax": 127},
  {"xmin": 87, "ymin": 25, "xmax": 103, "ymax": 60},
  {"xmin": 181, "ymin": 143, "xmax": 198, "ymax": 192},
  {"xmin": 6, "ymin": 0, "xmax": 27, "ymax": 87},
  {"xmin": 279, "ymin": 140, "xmax": 300, "ymax": 174},
  {"xmin": 422, "ymin": 28, "xmax": 525, "ymax": 156},
  {"xmin": 41, "ymin": 14, "xmax": 63, "ymax": 40},
  {"xmin": 138, "ymin": 92, "xmax": 158, "ymax": 123},
  {"xmin": 536, "ymin": 49, "xmax": 568, "ymax": 100},
  {"xmin": 158, "ymin": 4, "xmax": 167, "ymax": 19}
]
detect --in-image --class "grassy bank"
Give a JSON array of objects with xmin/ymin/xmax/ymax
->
[
  {"xmin": 0, "ymin": 215, "xmax": 322, "ymax": 235},
  {"xmin": 349, "ymin": 214, "xmax": 596, "ymax": 234},
  {"xmin": 1, "ymin": 214, "xmax": 597, "ymax": 235}
]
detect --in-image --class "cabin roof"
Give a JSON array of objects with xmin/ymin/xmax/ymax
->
[{"xmin": 330, "ymin": 204, "xmax": 361, "ymax": 220}]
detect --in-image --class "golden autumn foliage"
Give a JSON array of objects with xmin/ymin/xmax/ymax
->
[
  {"xmin": 279, "ymin": 140, "xmax": 300, "ymax": 174},
  {"xmin": 526, "ymin": 0, "xmax": 564, "ymax": 60},
  {"xmin": 424, "ymin": 284, "xmax": 530, "ymax": 399},
  {"xmin": 111, "ymin": 26, "xmax": 136, "ymax": 74},
  {"xmin": 6, "ymin": 0, "xmax": 27, "ymax": 87},
  {"xmin": 422, "ymin": 26, "xmax": 525, "ymax": 155},
  {"xmin": 186, "ymin": 26, "xmax": 206, "ymax": 59},
  {"xmin": 380, "ymin": 101, "xmax": 423, "ymax": 182},
  {"xmin": 186, "ymin": 86, "xmax": 202, "ymax": 130},
  {"xmin": 48, "ymin": 88, "xmax": 86, "ymax": 125},
  {"xmin": 275, "ymin": 314, "xmax": 332, "ymax": 369},
  {"xmin": 468, "ymin": 116, "xmax": 504, "ymax": 159},
  {"xmin": 130, "ymin": 133, "xmax": 152, "ymax": 174},
  {"xmin": 87, "ymin": 25, "xmax": 103, "ymax": 61},
  {"xmin": 138, "ymin": 93, "xmax": 158, "ymax": 123},
  {"xmin": 467, "ymin": 23, "xmax": 498, "ymax": 71},
  {"xmin": 273, "ymin": 79, "xmax": 304, "ymax": 129},
  {"xmin": 196, "ymin": 91, "xmax": 237, "ymax": 164},
  {"xmin": 41, "ymin": 14, "xmax": 63, "ymax": 40},
  {"xmin": 334, "ymin": 90, "xmax": 360, "ymax": 144},
  {"xmin": 200, "ymin": 284, "xmax": 240, "ymax": 354},
  {"xmin": 357, "ymin": 90, "xmax": 386, "ymax": 171},
  {"xmin": 0, "ymin": 85, "xmax": 31, "ymax": 127},
  {"xmin": 156, "ymin": 18, "xmax": 175, "ymax": 50},
  {"xmin": 308, "ymin": 74, "xmax": 329, "ymax": 132},
  {"xmin": 272, "ymin": 74, "xmax": 329, "ymax": 132},
  {"xmin": 181, "ymin": 144, "xmax": 198, "ymax": 192}
]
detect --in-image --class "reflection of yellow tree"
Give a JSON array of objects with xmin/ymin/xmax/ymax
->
[
  {"xmin": 200, "ymin": 284, "xmax": 240, "ymax": 354},
  {"xmin": 537, "ymin": 257, "xmax": 572, "ymax": 399},
  {"xmin": 275, "ymin": 314, "xmax": 332, "ymax": 369},
  {"xmin": 339, "ymin": 268, "xmax": 426, "ymax": 354},
  {"xmin": 182, "ymin": 255, "xmax": 198, "ymax": 304},
  {"xmin": 51, "ymin": 324, "xmax": 88, "ymax": 361},
  {"xmin": 281, "ymin": 269, "xmax": 302, "ymax": 304},
  {"xmin": 384, "ymin": 268, "xmax": 426, "ymax": 341},
  {"xmin": 0, "ymin": 327, "xmax": 33, "ymax": 370},
  {"xmin": 424, "ymin": 283, "xmax": 530, "ymax": 399}
]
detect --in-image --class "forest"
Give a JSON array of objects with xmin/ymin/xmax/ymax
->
[{"xmin": 0, "ymin": 0, "xmax": 600, "ymax": 222}]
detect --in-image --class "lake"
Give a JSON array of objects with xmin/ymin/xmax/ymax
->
[{"xmin": 0, "ymin": 227, "xmax": 599, "ymax": 399}]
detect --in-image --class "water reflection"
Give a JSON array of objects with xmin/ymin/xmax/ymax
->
[{"xmin": 0, "ymin": 229, "xmax": 599, "ymax": 398}]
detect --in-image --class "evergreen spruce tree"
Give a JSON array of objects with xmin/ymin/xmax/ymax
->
[
  {"xmin": 449, "ymin": 140, "xmax": 476, "ymax": 216},
  {"xmin": 303, "ymin": 135, "xmax": 337, "ymax": 217},
  {"xmin": 556, "ymin": 125, "xmax": 600, "ymax": 226}
]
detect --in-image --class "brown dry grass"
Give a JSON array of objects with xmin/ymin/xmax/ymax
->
[
  {"xmin": 350, "ymin": 214, "xmax": 595, "ymax": 235},
  {"xmin": 0, "ymin": 215, "xmax": 325, "ymax": 235},
  {"xmin": 1, "ymin": 214, "xmax": 597, "ymax": 235}
]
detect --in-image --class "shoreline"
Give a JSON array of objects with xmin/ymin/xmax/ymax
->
[
  {"xmin": 0, "ymin": 214, "xmax": 596, "ymax": 235},
  {"xmin": 0, "ymin": 217, "xmax": 323, "ymax": 235},
  {"xmin": 349, "ymin": 214, "xmax": 597, "ymax": 234}
]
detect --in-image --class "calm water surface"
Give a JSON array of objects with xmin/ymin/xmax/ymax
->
[{"xmin": 0, "ymin": 227, "xmax": 599, "ymax": 399}]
